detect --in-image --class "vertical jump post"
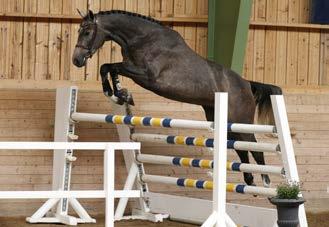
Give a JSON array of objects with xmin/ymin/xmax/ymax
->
[
  {"xmin": 271, "ymin": 95, "xmax": 308, "ymax": 227},
  {"xmin": 202, "ymin": 93, "xmax": 236, "ymax": 227}
]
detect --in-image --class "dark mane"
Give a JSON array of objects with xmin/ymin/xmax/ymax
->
[{"xmin": 97, "ymin": 10, "xmax": 163, "ymax": 26}]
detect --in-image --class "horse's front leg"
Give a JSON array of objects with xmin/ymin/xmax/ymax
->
[
  {"xmin": 100, "ymin": 63, "xmax": 134, "ymax": 105},
  {"xmin": 100, "ymin": 64, "xmax": 114, "ymax": 100}
]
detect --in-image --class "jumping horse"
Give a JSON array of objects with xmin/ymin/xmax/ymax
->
[{"xmin": 72, "ymin": 10, "xmax": 282, "ymax": 187}]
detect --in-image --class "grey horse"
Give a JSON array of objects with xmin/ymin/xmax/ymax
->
[{"xmin": 72, "ymin": 10, "xmax": 282, "ymax": 187}]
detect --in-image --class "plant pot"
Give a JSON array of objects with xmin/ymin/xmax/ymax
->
[{"xmin": 269, "ymin": 197, "xmax": 305, "ymax": 227}]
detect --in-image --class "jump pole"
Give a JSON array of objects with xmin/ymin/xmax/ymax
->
[
  {"xmin": 131, "ymin": 133, "xmax": 280, "ymax": 153},
  {"xmin": 136, "ymin": 154, "xmax": 284, "ymax": 175},
  {"xmin": 71, "ymin": 112, "xmax": 277, "ymax": 134}
]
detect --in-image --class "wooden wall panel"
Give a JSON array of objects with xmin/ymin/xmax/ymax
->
[
  {"xmin": 48, "ymin": 0, "xmax": 62, "ymax": 80},
  {"xmin": 7, "ymin": 0, "xmax": 23, "ymax": 80},
  {"xmin": 22, "ymin": 0, "xmax": 37, "ymax": 80},
  {"xmin": 0, "ymin": 0, "xmax": 208, "ymax": 86},
  {"xmin": 35, "ymin": 0, "xmax": 49, "ymax": 80},
  {"xmin": 1, "ymin": 0, "xmax": 329, "ymax": 217},
  {"xmin": 244, "ymin": 0, "xmax": 329, "ymax": 88}
]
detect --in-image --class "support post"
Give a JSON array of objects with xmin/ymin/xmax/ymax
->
[
  {"xmin": 110, "ymin": 102, "xmax": 167, "ymax": 222},
  {"xmin": 213, "ymin": 93, "xmax": 229, "ymax": 226},
  {"xmin": 114, "ymin": 162, "xmax": 139, "ymax": 220},
  {"xmin": 271, "ymin": 95, "xmax": 308, "ymax": 227},
  {"xmin": 53, "ymin": 86, "xmax": 78, "ymax": 215},
  {"xmin": 104, "ymin": 147, "xmax": 115, "ymax": 227},
  {"xmin": 27, "ymin": 87, "xmax": 95, "ymax": 225},
  {"xmin": 202, "ymin": 93, "xmax": 236, "ymax": 227}
]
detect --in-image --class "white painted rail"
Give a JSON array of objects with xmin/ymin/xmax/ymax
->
[
  {"xmin": 141, "ymin": 174, "xmax": 277, "ymax": 197},
  {"xmin": 0, "ymin": 142, "xmax": 140, "ymax": 150},
  {"xmin": 136, "ymin": 154, "xmax": 284, "ymax": 175},
  {"xmin": 71, "ymin": 112, "xmax": 276, "ymax": 134},
  {"xmin": 131, "ymin": 133, "xmax": 280, "ymax": 153},
  {"xmin": 0, "ymin": 142, "xmax": 140, "ymax": 227}
]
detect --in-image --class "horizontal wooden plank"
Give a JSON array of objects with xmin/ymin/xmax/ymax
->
[
  {"xmin": 250, "ymin": 21, "xmax": 329, "ymax": 30},
  {"xmin": 2, "ymin": 80, "xmax": 329, "ymax": 94},
  {"xmin": 0, "ymin": 12, "xmax": 208, "ymax": 23}
]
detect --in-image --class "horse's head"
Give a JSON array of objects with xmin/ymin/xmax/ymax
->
[{"xmin": 72, "ymin": 10, "xmax": 106, "ymax": 67}]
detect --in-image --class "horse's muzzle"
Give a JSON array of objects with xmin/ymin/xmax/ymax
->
[{"xmin": 73, "ymin": 57, "xmax": 86, "ymax": 67}]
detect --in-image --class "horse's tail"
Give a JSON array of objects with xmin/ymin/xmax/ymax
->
[{"xmin": 249, "ymin": 81, "xmax": 282, "ymax": 125}]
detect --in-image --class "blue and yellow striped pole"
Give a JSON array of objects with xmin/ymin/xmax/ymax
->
[
  {"xmin": 141, "ymin": 174, "xmax": 277, "ymax": 197},
  {"xmin": 71, "ymin": 112, "xmax": 276, "ymax": 133},
  {"xmin": 136, "ymin": 154, "xmax": 283, "ymax": 175},
  {"xmin": 131, "ymin": 133, "xmax": 280, "ymax": 153}
]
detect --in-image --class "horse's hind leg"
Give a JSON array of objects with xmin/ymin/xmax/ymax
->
[
  {"xmin": 203, "ymin": 106, "xmax": 256, "ymax": 186},
  {"xmin": 240, "ymin": 134, "xmax": 271, "ymax": 187},
  {"xmin": 230, "ymin": 134, "xmax": 256, "ymax": 186}
]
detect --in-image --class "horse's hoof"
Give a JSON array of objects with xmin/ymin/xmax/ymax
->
[
  {"xmin": 116, "ymin": 88, "xmax": 135, "ymax": 106},
  {"xmin": 262, "ymin": 175, "xmax": 271, "ymax": 188}
]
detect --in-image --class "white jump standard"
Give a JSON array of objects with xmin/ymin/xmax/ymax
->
[
  {"xmin": 0, "ymin": 142, "xmax": 141, "ymax": 227},
  {"xmin": 42, "ymin": 86, "xmax": 307, "ymax": 227}
]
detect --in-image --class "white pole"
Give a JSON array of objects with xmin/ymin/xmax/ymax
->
[
  {"xmin": 228, "ymin": 123, "xmax": 276, "ymax": 134},
  {"xmin": 71, "ymin": 112, "xmax": 107, "ymax": 123},
  {"xmin": 69, "ymin": 198, "xmax": 95, "ymax": 222},
  {"xmin": 131, "ymin": 133, "xmax": 279, "ymax": 152},
  {"xmin": 0, "ymin": 142, "xmax": 140, "ymax": 150},
  {"xmin": 104, "ymin": 147, "xmax": 115, "ymax": 227},
  {"xmin": 137, "ymin": 154, "xmax": 283, "ymax": 175},
  {"xmin": 232, "ymin": 141, "xmax": 279, "ymax": 153},
  {"xmin": 136, "ymin": 154, "xmax": 174, "ymax": 165},
  {"xmin": 27, "ymin": 198, "xmax": 60, "ymax": 222},
  {"xmin": 213, "ymin": 93, "xmax": 230, "ymax": 227},
  {"xmin": 114, "ymin": 163, "xmax": 139, "ymax": 220},
  {"xmin": 271, "ymin": 95, "xmax": 308, "ymax": 227},
  {"xmin": 201, "ymin": 211, "xmax": 217, "ymax": 227},
  {"xmin": 71, "ymin": 112, "xmax": 276, "ymax": 133}
]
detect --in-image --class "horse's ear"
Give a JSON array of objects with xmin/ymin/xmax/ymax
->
[
  {"xmin": 88, "ymin": 10, "xmax": 95, "ymax": 21},
  {"xmin": 77, "ymin": 8, "xmax": 86, "ymax": 18}
]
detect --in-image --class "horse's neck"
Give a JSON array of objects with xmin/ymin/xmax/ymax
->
[{"xmin": 98, "ymin": 14, "xmax": 158, "ymax": 47}]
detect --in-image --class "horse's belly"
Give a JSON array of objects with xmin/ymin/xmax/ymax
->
[{"xmin": 149, "ymin": 82, "xmax": 214, "ymax": 106}]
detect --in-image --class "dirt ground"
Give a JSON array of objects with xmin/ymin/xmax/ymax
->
[
  {"xmin": 0, "ymin": 217, "xmax": 197, "ymax": 227},
  {"xmin": 0, "ymin": 213, "xmax": 327, "ymax": 227}
]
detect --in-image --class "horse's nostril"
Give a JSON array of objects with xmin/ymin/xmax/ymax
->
[{"xmin": 73, "ymin": 58, "xmax": 80, "ymax": 66}]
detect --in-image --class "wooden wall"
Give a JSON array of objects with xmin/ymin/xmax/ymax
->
[
  {"xmin": 0, "ymin": 0, "xmax": 329, "ymax": 217},
  {"xmin": 0, "ymin": 0, "xmax": 208, "ymax": 84},
  {"xmin": 243, "ymin": 0, "xmax": 329, "ymax": 87}
]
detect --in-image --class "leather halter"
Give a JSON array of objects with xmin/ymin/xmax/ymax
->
[{"xmin": 75, "ymin": 20, "xmax": 99, "ymax": 57}]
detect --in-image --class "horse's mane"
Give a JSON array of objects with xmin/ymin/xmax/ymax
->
[{"xmin": 97, "ymin": 10, "xmax": 163, "ymax": 26}]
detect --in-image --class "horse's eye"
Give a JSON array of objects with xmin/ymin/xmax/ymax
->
[{"xmin": 85, "ymin": 31, "xmax": 91, "ymax": 36}]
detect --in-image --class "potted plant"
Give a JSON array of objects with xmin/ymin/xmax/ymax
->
[{"xmin": 269, "ymin": 181, "xmax": 305, "ymax": 227}]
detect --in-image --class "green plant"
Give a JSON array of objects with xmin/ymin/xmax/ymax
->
[{"xmin": 276, "ymin": 181, "xmax": 301, "ymax": 199}]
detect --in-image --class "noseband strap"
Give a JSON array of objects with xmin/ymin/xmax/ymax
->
[{"xmin": 75, "ymin": 22, "xmax": 98, "ymax": 56}]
